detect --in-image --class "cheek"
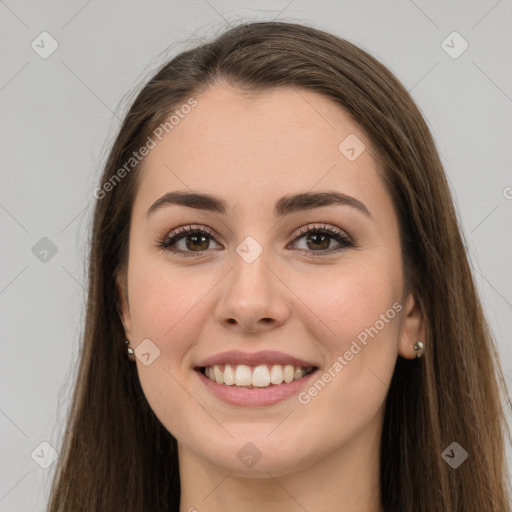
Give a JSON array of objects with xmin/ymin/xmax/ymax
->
[
  {"xmin": 127, "ymin": 257, "xmax": 221, "ymax": 362},
  {"xmin": 291, "ymin": 259, "xmax": 402, "ymax": 416},
  {"xmin": 293, "ymin": 258, "xmax": 402, "ymax": 352},
  {"xmin": 126, "ymin": 260, "xmax": 221, "ymax": 434}
]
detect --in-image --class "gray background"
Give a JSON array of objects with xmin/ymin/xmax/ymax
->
[{"xmin": 1, "ymin": 0, "xmax": 511, "ymax": 509}]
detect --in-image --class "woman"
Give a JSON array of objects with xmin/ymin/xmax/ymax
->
[{"xmin": 47, "ymin": 20, "xmax": 511, "ymax": 511}]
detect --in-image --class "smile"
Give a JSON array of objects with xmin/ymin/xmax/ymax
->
[{"xmin": 201, "ymin": 363, "xmax": 316, "ymax": 388}]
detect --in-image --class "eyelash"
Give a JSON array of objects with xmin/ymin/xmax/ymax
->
[{"xmin": 156, "ymin": 223, "xmax": 355, "ymax": 258}]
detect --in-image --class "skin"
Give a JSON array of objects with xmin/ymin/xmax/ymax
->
[{"xmin": 117, "ymin": 83, "xmax": 425, "ymax": 512}]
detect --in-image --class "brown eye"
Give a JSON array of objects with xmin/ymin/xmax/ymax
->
[
  {"xmin": 183, "ymin": 233, "xmax": 210, "ymax": 251},
  {"xmin": 304, "ymin": 232, "xmax": 331, "ymax": 250},
  {"xmin": 289, "ymin": 224, "xmax": 354, "ymax": 255},
  {"xmin": 158, "ymin": 225, "xmax": 221, "ymax": 257},
  {"xmin": 158, "ymin": 223, "xmax": 354, "ymax": 258}
]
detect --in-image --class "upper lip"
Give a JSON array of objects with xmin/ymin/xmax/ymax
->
[{"xmin": 195, "ymin": 350, "xmax": 319, "ymax": 369}]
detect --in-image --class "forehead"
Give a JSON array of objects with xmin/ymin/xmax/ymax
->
[{"xmin": 134, "ymin": 84, "xmax": 388, "ymax": 218}]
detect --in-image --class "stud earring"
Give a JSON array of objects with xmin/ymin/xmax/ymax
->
[
  {"xmin": 413, "ymin": 339, "xmax": 425, "ymax": 358},
  {"xmin": 125, "ymin": 339, "xmax": 135, "ymax": 361}
]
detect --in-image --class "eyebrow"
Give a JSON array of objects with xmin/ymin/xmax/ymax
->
[{"xmin": 146, "ymin": 190, "xmax": 373, "ymax": 219}]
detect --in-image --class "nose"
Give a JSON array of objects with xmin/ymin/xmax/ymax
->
[{"xmin": 215, "ymin": 247, "xmax": 291, "ymax": 334}]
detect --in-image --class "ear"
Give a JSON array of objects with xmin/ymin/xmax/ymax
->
[
  {"xmin": 398, "ymin": 292, "xmax": 426, "ymax": 359},
  {"xmin": 116, "ymin": 269, "xmax": 133, "ymax": 340}
]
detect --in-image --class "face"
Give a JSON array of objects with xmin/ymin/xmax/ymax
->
[{"xmin": 118, "ymin": 84, "xmax": 424, "ymax": 477}]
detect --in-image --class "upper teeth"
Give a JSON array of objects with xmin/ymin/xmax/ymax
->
[{"xmin": 204, "ymin": 364, "xmax": 314, "ymax": 388}]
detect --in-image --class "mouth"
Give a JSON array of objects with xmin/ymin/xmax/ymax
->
[
  {"xmin": 193, "ymin": 350, "xmax": 321, "ymax": 406},
  {"xmin": 197, "ymin": 363, "xmax": 318, "ymax": 388}
]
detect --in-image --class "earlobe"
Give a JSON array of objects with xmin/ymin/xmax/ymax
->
[{"xmin": 398, "ymin": 292, "xmax": 426, "ymax": 359}]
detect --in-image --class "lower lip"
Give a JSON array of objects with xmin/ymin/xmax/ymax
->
[{"xmin": 196, "ymin": 369, "xmax": 318, "ymax": 406}]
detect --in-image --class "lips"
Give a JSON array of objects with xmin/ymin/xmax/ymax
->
[
  {"xmin": 193, "ymin": 350, "xmax": 320, "ymax": 405},
  {"xmin": 194, "ymin": 349, "xmax": 319, "ymax": 369},
  {"xmin": 196, "ymin": 364, "xmax": 319, "ymax": 406}
]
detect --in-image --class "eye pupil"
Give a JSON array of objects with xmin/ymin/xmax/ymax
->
[
  {"xmin": 187, "ymin": 234, "xmax": 209, "ymax": 251},
  {"xmin": 307, "ymin": 233, "xmax": 330, "ymax": 250}
]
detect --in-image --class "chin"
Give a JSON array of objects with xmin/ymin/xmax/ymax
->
[{"xmin": 185, "ymin": 429, "xmax": 323, "ymax": 478}]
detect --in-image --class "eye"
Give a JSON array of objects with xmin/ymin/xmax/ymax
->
[
  {"xmin": 287, "ymin": 223, "xmax": 354, "ymax": 256},
  {"xmin": 157, "ymin": 223, "xmax": 354, "ymax": 257},
  {"xmin": 157, "ymin": 225, "xmax": 221, "ymax": 257}
]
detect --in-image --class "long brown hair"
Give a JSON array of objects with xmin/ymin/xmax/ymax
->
[{"xmin": 47, "ymin": 20, "xmax": 511, "ymax": 511}]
